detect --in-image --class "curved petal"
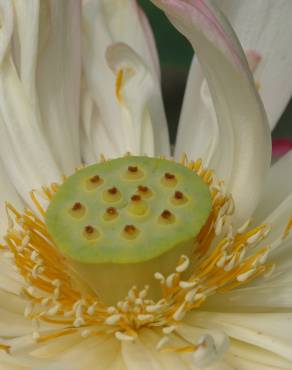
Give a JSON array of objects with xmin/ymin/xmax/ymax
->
[
  {"xmin": 35, "ymin": 337, "xmax": 120, "ymax": 370},
  {"xmin": 0, "ymin": 161, "xmax": 22, "ymax": 235},
  {"xmin": 175, "ymin": 58, "xmax": 219, "ymax": 167},
  {"xmin": 81, "ymin": 0, "xmax": 169, "ymax": 160},
  {"xmin": 215, "ymin": 0, "xmax": 292, "ymax": 130},
  {"xmin": 36, "ymin": 0, "xmax": 82, "ymax": 174},
  {"xmin": 122, "ymin": 338, "xmax": 163, "ymax": 370},
  {"xmin": 0, "ymin": 0, "xmax": 13, "ymax": 65},
  {"xmin": 106, "ymin": 43, "xmax": 169, "ymax": 156},
  {"xmin": 139, "ymin": 329, "xmax": 190, "ymax": 370},
  {"xmin": 272, "ymin": 139, "xmax": 292, "ymax": 158},
  {"xmin": 0, "ymin": 0, "xmax": 83, "ymax": 203},
  {"xmin": 0, "ymin": 54, "xmax": 61, "ymax": 202},
  {"xmin": 253, "ymin": 150, "xmax": 292, "ymax": 223},
  {"xmin": 187, "ymin": 311, "xmax": 292, "ymax": 364},
  {"xmin": 154, "ymin": 0, "xmax": 272, "ymax": 223},
  {"xmin": 225, "ymin": 340, "xmax": 292, "ymax": 370}
]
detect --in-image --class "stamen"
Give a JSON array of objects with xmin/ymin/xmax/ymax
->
[{"xmin": 2, "ymin": 156, "xmax": 284, "ymax": 354}]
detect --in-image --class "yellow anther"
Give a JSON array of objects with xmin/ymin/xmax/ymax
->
[{"xmin": 115, "ymin": 69, "xmax": 124, "ymax": 103}]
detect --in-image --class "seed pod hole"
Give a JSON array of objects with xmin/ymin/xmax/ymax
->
[
  {"xmin": 161, "ymin": 172, "xmax": 178, "ymax": 187},
  {"xmin": 103, "ymin": 207, "xmax": 119, "ymax": 221},
  {"xmin": 68, "ymin": 202, "xmax": 86, "ymax": 219},
  {"xmin": 127, "ymin": 195, "xmax": 148, "ymax": 216},
  {"xmin": 83, "ymin": 225, "xmax": 100, "ymax": 241},
  {"xmin": 85, "ymin": 175, "xmax": 104, "ymax": 190},
  {"xmin": 171, "ymin": 191, "xmax": 188, "ymax": 205},
  {"xmin": 122, "ymin": 225, "xmax": 140, "ymax": 240},
  {"xmin": 158, "ymin": 210, "xmax": 176, "ymax": 225},
  {"xmin": 137, "ymin": 185, "xmax": 153, "ymax": 199},
  {"xmin": 124, "ymin": 165, "xmax": 144, "ymax": 180},
  {"xmin": 102, "ymin": 187, "xmax": 122, "ymax": 203}
]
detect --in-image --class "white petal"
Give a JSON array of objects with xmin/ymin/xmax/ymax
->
[
  {"xmin": 225, "ymin": 339, "xmax": 292, "ymax": 370},
  {"xmin": 0, "ymin": 308, "xmax": 35, "ymax": 336},
  {"xmin": 0, "ymin": 289, "xmax": 26, "ymax": 315},
  {"xmin": 0, "ymin": 252, "xmax": 24, "ymax": 295},
  {"xmin": 175, "ymin": 59, "xmax": 218, "ymax": 169},
  {"xmin": 0, "ymin": 350, "xmax": 38, "ymax": 370},
  {"xmin": 122, "ymin": 338, "xmax": 163, "ymax": 370},
  {"xmin": 107, "ymin": 354, "xmax": 127, "ymax": 370},
  {"xmin": 82, "ymin": 0, "xmax": 169, "ymax": 159},
  {"xmin": 34, "ymin": 337, "xmax": 120, "ymax": 370},
  {"xmin": 187, "ymin": 311, "xmax": 292, "ymax": 362},
  {"xmin": 31, "ymin": 332, "xmax": 84, "ymax": 359},
  {"xmin": 176, "ymin": 324, "xmax": 229, "ymax": 368},
  {"xmin": 36, "ymin": 0, "xmax": 82, "ymax": 174},
  {"xmin": 253, "ymin": 151, "xmax": 292, "ymax": 223},
  {"xmin": 215, "ymin": 0, "xmax": 292, "ymax": 130},
  {"xmin": 153, "ymin": 0, "xmax": 271, "ymax": 224},
  {"xmin": 0, "ymin": 0, "xmax": 13, "ymax": 65},
  {"xmin": 106, "ymin": 42, "xmax": 169, "ymax": 156},
  {"xmin": 97, "ymin": 0, "xmax": 160, "ymax": 79},
  {"xmin": 0, "ymin": 161, "xmax": 22, "ymax": 234},
  {"xmin": 0, "ymin": 55, "xmax": 61, "ymax": 202},
  {"xmin": 12, "ymin": 0, "xmax": 39, "ymax": 107},
  {"xmin": 139, "ymin": 329, "xmax": 190, "ymax": 370}
]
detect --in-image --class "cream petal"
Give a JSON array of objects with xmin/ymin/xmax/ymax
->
[
  {"xmin": 0, "ymin": 308, "xmax": 36, "ymax": 336},
  {"xmin": 0, "ymin": 290, "xmax": 26, "ymax": 315},
  {"xmin": 122, "ymin": 338, "xmax": 163, "ymax": 370},
  {"xmin": 139, "ymin": 329, "xmax": 190, "ymax": 370},
  {"xmin": 0, "ymin": 161, "xmax": 22, "ymax": 235},
  {"xmin": 80, "ymin": 88, "xmax": 121, "ymax": 163},
  {"xmin": 253, "ymin": 151, "xmax": 292, "ymax": 223},
  {"xmin": 0, "ymin": 55, "xmax": 61, "ymax": 203},
  {"xmin": 175, "ymin": 59, "xmax": 218, "ymax": 168},
  {"xmin": 107, "ymin": 354, "xmax": 127, "ymax": 370},
  {"xmin": 36, "ymin": 0, "xmax": 82, "ymax": 175},
  {"xmin": 225, "ymin": 354, "xmax": 288, "ymax": 370},
  {"xmin": 30, "ymin": 333, "xmax": 84, "ymax": 359},
  {"xmin": 0, "ymin": 266, "xmax": 23, "ymax": 295},
  {"xmin": 136, "ymin": 5, "xmax": 161, "ymax": 79},
  {"xmin": 34, "ymin": 337, "xmax": 120, "ymax": 370},
  {"xmin": 0, "ymin": 347, "xmax": 48, "ymax": 369},
  {"xmin": 187, "ymin": 312, "xmax": 292, "ymax": 362},
  {"xmin": 225, "ymin": 339, "xmax": 292, "ymax": 370},
  {"xmin": 215, "ymin": 0, "xmax": 292, "ymax": 130},
  {"xmin": 82, "ymin": 0, "xmax": 169, "ymax": 159},
  {"xmin": 0, "ymin": 351, "xmax": 28, "ymax": 370},
  {"xmin": 153, "ymin": 0, "xmax": 271, "ymax": 223},
  {"xmin": 98, "ymin": 0, "xmax": 160, "ymax": 79},
  {"xmin": 12, "ymin": 0, "xmax": 39, "ymax": 108},
  {"xmin": 106, "ymin": 42, "xmax": 169, "ymax": 156},
  {"xmin": 0, "ymin": 0, "xmax": 13, "ymax": 65}
]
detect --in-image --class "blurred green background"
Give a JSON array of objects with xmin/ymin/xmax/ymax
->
[{"xmin": 139, "ymin": 0, "xmax": 292, "ymax": 144}]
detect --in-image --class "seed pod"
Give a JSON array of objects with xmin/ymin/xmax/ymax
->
[{"xmin": 45, "ymin": 156, "xmax": 212, "ymax": 303}]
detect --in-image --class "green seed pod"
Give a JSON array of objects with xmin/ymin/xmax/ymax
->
[{"xmin": 45, "ymin": 156, "xmax": 212, "ymax": 303}]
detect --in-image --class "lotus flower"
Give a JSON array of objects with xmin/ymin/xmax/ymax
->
[{"xmin": 1, "ymin": 1, "xmax": 292, "ymax": 369}]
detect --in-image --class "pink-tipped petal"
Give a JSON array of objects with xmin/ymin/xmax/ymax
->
[
  {"xmin": 272, "ymin": 139, "xmax": 292, "ymax": 158},
  {"xmin": 215, "ymin": 0, "xmax": 292, "ymax": 130},
  {"xmin": 153, "ymin": 0, "xmax": 271, "ymax": 223}
]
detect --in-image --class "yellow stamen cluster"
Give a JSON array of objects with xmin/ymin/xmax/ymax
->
[{"xmin": 1, "ymin": 156, "xmax": 291, "ymax": 353}]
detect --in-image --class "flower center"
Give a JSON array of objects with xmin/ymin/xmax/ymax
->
[
  {"xmin": 45, "ymin": 156, "xmax": 212, "ymax": 303},
  {"xmin": 3, "ymin": 155, "xmax": 283, "ymax": 348}
]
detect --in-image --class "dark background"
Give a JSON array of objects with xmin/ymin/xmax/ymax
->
[{"xmin": 139, "ymin": 0, "xmax": 292, "ymax": 145}]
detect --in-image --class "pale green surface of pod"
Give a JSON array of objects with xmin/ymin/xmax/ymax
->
[
  {"xmin": 46, "ymin": 156, "xmax": 212, "ymax": 264},
  {"xmin": 45, "ymin": 156, "xmax": 212, "ymax": 302}
]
